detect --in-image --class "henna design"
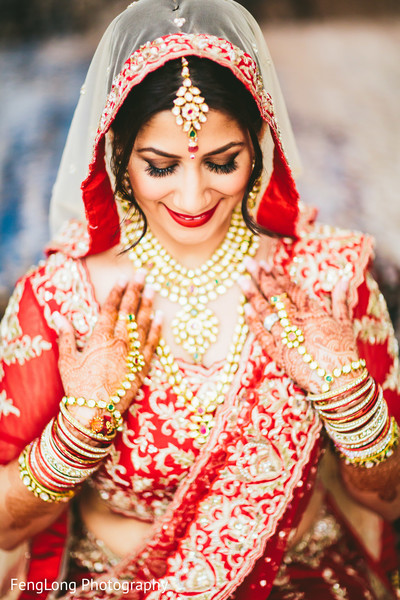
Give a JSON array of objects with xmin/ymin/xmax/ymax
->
[
  {"xmin": 57, "ymin": 278, "xmax": 161, "ymax": 423},
  {"xmin": 341, "ymin": 447, "xmax": 400, "ymax": 503},
  {"xmin": 242, "ymin": 261, "xmax": 360, "ymax": 394}
]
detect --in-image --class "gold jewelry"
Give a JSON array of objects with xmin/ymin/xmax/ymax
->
[
  {"xmin": 109, "ymin": 314, "xmax": 145, "ymax": 404},
  {"xmin": 172, "ymin": 57, "xmax": 209, "ymax": 158},
  {"xmin": 316, "ymin": 377, "xmax": 375, "ymax": 418},
  {"xmin": 342, "ymin": 417, "xmax": 399, "ymax": 468},
  {"xmin": 247, "ymin": 176, "xmax": 262, "ymax": 211},
  {"xmin": 62, "ymin": 396, "xmax": 123, "ymax": 433},
  {"xmin": 270, "ymin": 294, "xmax": 366, "ymax": 393},
  {"xmin": 156, "ymin": 297, "xmax": 248, "ymax": 446},
  {"xmin": 59, "ymin": 400, "xmax": 117, "ymax": 442},
  {"xmin": 121, "ymin": 205, "xmax": 259, "ymax": 363},
  {"xmin": 19, "ymin": 445, "xmax": 75, "ymax": 503},
  {"xmin": 308, "ymin": 370, "xmax": 369, "ymax": 403}
]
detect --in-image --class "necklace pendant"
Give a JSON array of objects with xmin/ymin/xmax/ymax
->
[{"xmin": 172, "ymin": 303, "xmax": 218, "ymax": 364}]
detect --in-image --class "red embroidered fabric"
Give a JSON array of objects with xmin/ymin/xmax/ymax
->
[{"xmin": 1, "ymin": 221, "xmax": 399, "ymax": 600}]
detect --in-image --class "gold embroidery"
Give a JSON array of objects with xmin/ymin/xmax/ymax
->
[
  {"xmin": 30, "ymin": 253, "xmax": 98, "ymax": 349},
  {"xmin": 354, "ymin": 273, "xmax": 400, "ymax": 393},
  {"xmin": 0, "ymin": 390, "xmax": 20, "ymax": 418},
  {"xmin": 0, "ymin": 279, "xmax": 52, "ymax": 382}
]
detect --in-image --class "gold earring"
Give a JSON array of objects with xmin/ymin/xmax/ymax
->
[
  {"xmin": 247, "ymin": 176, "xmax": 262, "ymax": 211},
  {"xmin": 171, "ymin": 57, "xmax": 209, "ymax": 159}
]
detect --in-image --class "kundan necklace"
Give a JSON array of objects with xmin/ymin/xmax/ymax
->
[
  {"xmin": 121, "ymin": 204, "xmax": 259, "ymax": 363},
  {"xmin": 120, "ymin": 204, "xmax": 259, "ymax": 445}
]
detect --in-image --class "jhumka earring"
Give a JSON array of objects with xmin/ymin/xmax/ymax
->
[
  {"xmin": 172, "ymin": 57, "xmax": 209, "ymax": 159},
  {"xmin": 247, "ymin": 176, "xmax": 262, "ymax": 211}
]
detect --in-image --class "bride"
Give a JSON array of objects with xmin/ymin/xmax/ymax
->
[{"xmin": 1, "ymin": 1, "xmax": 399, "ymax": 598}]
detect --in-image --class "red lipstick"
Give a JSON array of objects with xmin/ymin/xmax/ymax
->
[{"xmin": 165, "ymin": 203, "xmax": 219, "ymax": 228}]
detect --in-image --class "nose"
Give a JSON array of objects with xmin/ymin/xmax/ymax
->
[{"xmin": 173, "ymin": 166, "xmax": 210, "ymax": 215}]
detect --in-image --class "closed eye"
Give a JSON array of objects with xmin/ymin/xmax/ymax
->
[
  {"xmin": 206, "ymin": 156, "xmax": 238, "ymax": 174},
  {"xmin": 145, "ymin": 162, "xmax": 177, "ymax": 178}
]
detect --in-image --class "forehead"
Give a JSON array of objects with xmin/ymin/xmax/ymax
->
[{"xmin": 135, "ymin": 109, "xmax": 248, "ymax": 150}]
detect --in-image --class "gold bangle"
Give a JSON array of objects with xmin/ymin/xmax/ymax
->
[
  {"xmin": 307, "ymin": 370, "xmax": 369, "ymax": 403},
  {"xmin": 18, "ymin": 446, "xmax": 75, "ymax": 503},
  {"xmin": 59, "ymin": 401, "xmax": 116, "ymax": 442},
  {"xmin": 341, "ymin": 417, "xmax": 399, "ymax": 468}
]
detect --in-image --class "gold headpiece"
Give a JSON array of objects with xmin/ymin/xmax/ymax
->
[{"xmin": 172, "ymin": 57, "xmax": 209, "ymax": 158}]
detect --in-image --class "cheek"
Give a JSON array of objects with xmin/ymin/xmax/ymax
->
[
  {"xmin": 128, "ymin": 169, "xmax": 171, "ymax": 203},
  {"xmin": 214, "ymin": 170, "xmax": 250, "ymax": 197}
]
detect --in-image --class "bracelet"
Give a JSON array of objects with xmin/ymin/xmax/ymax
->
[
  {"xmin": 321, "ymin": 384, "xmax": 378, "ymax": 431},
  {"xmin": 19, "ymin": 444, "xmax": 75, "ymax": 503},
  {"xmin": 270, "ymin": 294, "xmax": 366, "ymax": 393},
  {"xmin": 59, "ymin": 400, "xmax": 117, "ymax": 442},
  {"xmin": 316, "ymin": 378, "xmax": 375, "ymax": 420},
  {"xmin": 307, "ymin": 370, "xmax": 369, "ymax": 404},
  {"xmin": 62, "ymin": 396, "xmax": 123, "ymax": 435},
  {"xmin": 19, "ymin": 411, "xmax": 112, "ymax": 503},
  {"xmin": 341, "ymin": 418, "xmax": 399, "ymax": 467},
  {"xmin": 56, "ymin": 413, "xmax": 111, "ymax": 456},
  {"xmin": 325, "ymin": 395, "xmax": 387, "ymax": 447}
]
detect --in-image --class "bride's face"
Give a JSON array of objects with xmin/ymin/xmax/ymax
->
[{"xmin": 127, "ymin": 108, "xmax": 254, "ymax": 259}]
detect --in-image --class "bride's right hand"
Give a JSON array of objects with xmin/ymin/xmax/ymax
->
[{"xmin": 54, "ymin": 272, "xmax": 161, "ymax": 426}]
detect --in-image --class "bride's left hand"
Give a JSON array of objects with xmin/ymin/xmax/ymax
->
[{"xmin": 240, "ymin": 258, "xmax": 361, "ymax": 395}]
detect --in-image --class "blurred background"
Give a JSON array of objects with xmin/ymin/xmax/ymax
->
[{"xmin": 0, "ymin": 0, "xmax": 400, "ymax": 338}]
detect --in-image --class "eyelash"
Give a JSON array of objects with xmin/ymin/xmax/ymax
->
[{"xmin": 145, "ymin": 157, "xmax": 239, "ymax": 178}]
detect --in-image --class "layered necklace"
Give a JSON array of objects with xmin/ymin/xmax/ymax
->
[
  {"xmin": 120, "ymin": 204, "xmax": 259, "ymax": 445},
  {"xmin": 122, "ymin": 204, "xmax": 258, "ymax": 363}
]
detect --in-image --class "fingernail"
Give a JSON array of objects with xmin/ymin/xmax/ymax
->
[
  {"xmin": 244, "ymin": 303, "xmax": 254, "ymax": 316},
  {"xmin": 259, "ymin": 260, "xmax": 272, "ymax": 273},
  {"xmin": 237, "ymin": 276, "xmax": 251, "ymax": 292},
  {"xmin": 117, "ymin": 275, "xmax": 129, "ymax": 287},
  {"xmin": 53, "ymin": 311, "xmax": 67, "ymax": 330},
  {"xmin": 134, "ymin": 269, "xmax": 147, "ymax": 283},
  {"xmin": 154, "ymin": 310, "xmax": 163, "ymax": 325},
  {"xmin": 143, "ymin": 285, "xmax": 155, "ymax": 299},
  {"xmin": 243, "ymin": 256, "xmax": 258, "ymax": 273}
]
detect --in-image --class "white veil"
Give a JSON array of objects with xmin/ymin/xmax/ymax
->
[{"xmin": 50, "ymin": 0, "xmax": 301, "ymax": 241}]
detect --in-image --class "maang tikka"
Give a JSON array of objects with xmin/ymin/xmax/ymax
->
[{"xmin": 172, "ymin": 57, "xmax": 209, "ymax": 159}]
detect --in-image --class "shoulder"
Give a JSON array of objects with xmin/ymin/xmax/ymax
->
[{"xmin": 272, "ymin": 222, "xmax": 375, "ymax": 310}]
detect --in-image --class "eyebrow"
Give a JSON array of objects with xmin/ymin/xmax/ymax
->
[{"xmin": 136, "ymin": 141, "xmax": 245, "ymax": 159}]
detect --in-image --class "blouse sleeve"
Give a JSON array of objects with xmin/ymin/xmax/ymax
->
[
  {"xmin": 352, "ymin": 271, "xmax": 400, "ymax": 423},
  {"xmin": 0, "ymin": 270, "xmax": 64, "ymax": 465}
]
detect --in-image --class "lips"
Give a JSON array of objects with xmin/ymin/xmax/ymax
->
[{"xmin": 164, "ymin": 202, "xmax": 219, "ymax": 228}]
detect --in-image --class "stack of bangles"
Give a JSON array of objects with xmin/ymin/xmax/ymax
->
[
  {"xmin": 269, "ymin": 294, "xmax": 399, "ymax": 469},
  {"xmin": 19, "ymin": 313, "xmax": 145, "ymax": 502},
  {"xmin": 308, "ymin": 370, "xmax": 399, "ymax": 468}
]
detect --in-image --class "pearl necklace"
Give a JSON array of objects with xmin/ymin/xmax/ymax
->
[{"xmin": 121, "ymin": 204, "xmax": 259, "ymax": 363}]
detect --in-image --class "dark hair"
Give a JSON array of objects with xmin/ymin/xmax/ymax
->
[{"xmin": 111, "ymin": 56, "xmax": 265, "ymax": 242}]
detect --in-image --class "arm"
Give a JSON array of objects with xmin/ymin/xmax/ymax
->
[
  {"xmin": 338, "ymin": 272, "xmax": 400, "ymax": 519},
  {"xmin": 0, "ymin": 270, "xmax": 160, "ymax": 550},
  {"xmin": 242, "ymin": 260, "xmax": 400, "ymax": 520},
  {"xmin": 0, "ymin": 274, "xmax": 66, "ymax": 549}
]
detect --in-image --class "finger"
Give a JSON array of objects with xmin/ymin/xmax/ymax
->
[
  {"xmin": 122, "ymin": 311, "xmax": 162, "ymax": 406},
  {"xmin": 135, "ymin": 286, "xmax": 155, "ymax": 347},
  {"xmin": 54, "ymin": 313, "xmax": 79, "ymax": 365},
  {"xmin": 114, "ymin": 273, "xmax": 146, "ymax": 339},
  {"xmin": 253, "ymin": 267, "xmax": 287, "ymax": 302},
  {"xmin": 238, "ymin": 277, "xmax": 270, "ymax": 320},
  {"xmin": 95, "ymin": 278, "xmax": 128, "ymax": 336},
  {"xmin": 142, "ymin": 310, "xmax": 162, "ymax": 367},
  {"xmin": 118, "ymin": 270, "xmax": 146, "ymax": 317},
  {"xmin": 244, "ymin": 303, "xmax": 282, "ymax": 365},
  {"xmin": 331, "ymin": 276, "xmax": 351, "ymax": 322}
]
